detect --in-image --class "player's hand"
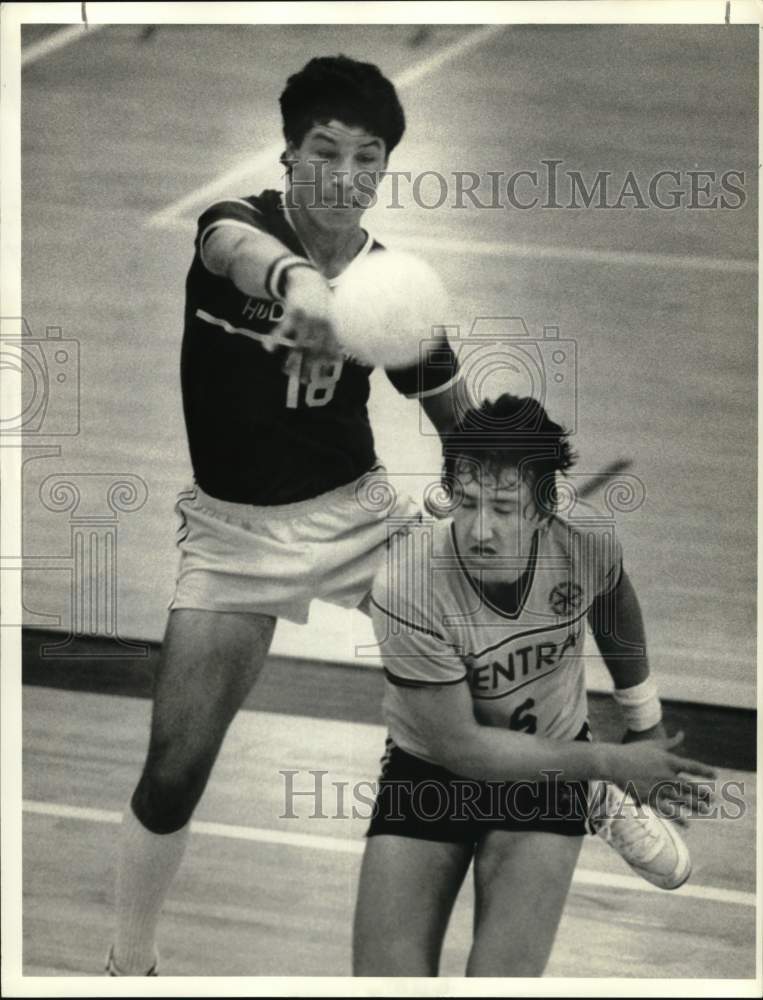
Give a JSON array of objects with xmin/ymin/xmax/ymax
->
[
  {"xmin": 605, "ymin": 731, "xmax": 717, "ymax": 820},
  {"xmin": 620, "ymin": 726, "xmax": 712, "ymax": 826},
  {"xmin": 269, "ymin": 267, "xmax": 342, "ymax": 381},
  {"xmin": 620, "ymin": 722, "xmax": 693, "ymax": 823}
]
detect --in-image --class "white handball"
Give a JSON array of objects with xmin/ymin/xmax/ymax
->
[{"xmin": 331, "ymin": 250, "xmax": 448, "ymax": 368}]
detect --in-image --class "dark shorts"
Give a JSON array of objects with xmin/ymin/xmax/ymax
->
[{"xmin": 366, "ymin": 723, "xmax": 592, "ymax": 843}]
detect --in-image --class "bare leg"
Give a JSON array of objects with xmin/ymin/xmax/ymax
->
[
  {"xmin": 353, "ymin": 835, "xmax": 473, "ymax": 976},
  {"xmin": 132, "ymin": 608, "xmax": 276, "ymax": 830},
  {"xmin": 112, "ymin": 608, "xmax": 276, "ymax": 973},
  {"xmin": 467, "ymin": 829, "xmax": 582, "ymax": 977}
]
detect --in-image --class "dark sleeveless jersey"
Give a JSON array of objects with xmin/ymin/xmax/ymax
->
[{"xmin": 180, "ymin": 190, "xmax": 459, "ymax": 505}]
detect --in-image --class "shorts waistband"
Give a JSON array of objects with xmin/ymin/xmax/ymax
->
[{"xmin": 191, "ymin": 466, "xmax": 389, "ymax": 521}]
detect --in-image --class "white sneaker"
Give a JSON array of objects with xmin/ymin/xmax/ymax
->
[
  {"xmin": 588, "ymin": 782, "xmax": 692, "ymax": 890},
  {"xmin": 105, "ymin": 945, "xmax": 159, "ymax": 976}
]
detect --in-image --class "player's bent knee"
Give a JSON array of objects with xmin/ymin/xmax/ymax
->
[
  {"xmin": 132, "ymin": 774, "xmax": 200, "ymax": 834},
  {"xmin": 132, "ymin": 755, "xmax": 214, "ymax": 834}
]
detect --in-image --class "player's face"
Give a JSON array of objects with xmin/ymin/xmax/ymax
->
[
  {"xmin": 451, "ymin": 462, "xmax": 543, "ymax": 584},
  {"xmin": 286, "ymin": 120, "xmax": 387, "ymax": 227}
]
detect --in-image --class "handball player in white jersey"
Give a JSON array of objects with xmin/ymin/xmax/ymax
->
[
  {"xmin": 107, "ymin": 56, "xmax": 460, "ymax": 976},
  {"xmin": 354, "ymin": 394, "xmax": 715, "ymax": 977}
]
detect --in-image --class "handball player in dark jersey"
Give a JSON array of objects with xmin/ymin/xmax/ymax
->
[{"xmin": 107, "ymin": 55, "xmax": 461, "ymax": 976}]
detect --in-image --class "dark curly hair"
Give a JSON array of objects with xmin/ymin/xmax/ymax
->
[
  {"xmin": 279, "ymin": 55, "xmax": 405, "ymax": 154},
  {"xmin": 442, "ymin": 394, "xmax": 576, "ymax": 519}
]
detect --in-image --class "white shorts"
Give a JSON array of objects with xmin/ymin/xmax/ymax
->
[{"xmin": 168, "ymin": 468, "xmax": 421, "ymax": 624}]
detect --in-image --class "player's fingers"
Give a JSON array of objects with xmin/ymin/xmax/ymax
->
[
  {"xmin": 663, "ymin": 782, "xmax": 712, "ymax": 813},
  {"xmin": 684, "ymin": 777, "xmax": 715, "ymax": 799},
  {"xmin": 651, "ymin": 781, "xmax": 683, "ymax": 808},
  {"xmin": 676, "ymin": 779, "xmax": 713, "ymax": 802},
  {"xmin": 268, "ymin": 323, "xmax": 287, "ymax": 351},
  {"xmin": 279, "ymin": 305, "xmax": 311, "ymax": 341},
  {"xmin": 321, "ymin": 317, "xmax": 341, "ymax": 352},
  {"xmin": 672, "ymin": 799, "xmax": 712, "ymax": 821},
  {"xmin": 289, "ymin": 312, "xmax": 331, "ymax": 349},
  {"xmin": 692, "ymin": 796, "xmax": 715, "ymax": 816},
  {"xmin": 674, "ymin": 809, "xmax": 690, "ymax": 828},
  {"xmin": 648, "ymin": 780, "xmax": 693, "ymax": 821},
  {"xmin": 661, "ymin": 730, "xmax": 685, "ymax": 751},
  {"xmin": 685, "ymin": 782, "xmax": 717, "ymax": 817},
  {"xmin": 292, "ymin": 326, "xmax": 316, "ymax": 350},
  {"xmin": 670, "ymin": 755, "xmax": 717, "ymax": 779},
  {"xmin": 303, "ymin": 318, "xmax": 336, "ymax": 354},
  {"xmin": 266, "ymin": 313, "xmax": 299, "ymax": 349},
  {"xmin": 281, "ymin": 347, "xmax": 305, "ymax": 379},
  {"xmin": 305, "ymin": 333, "xmax": 343, "ymax": 367},
  {"xmin": 652, "ymin": 795, "xmax": 690, "ymax": 829},
  {"xmin": 271, "ymin": 319, "xmax": 299, "ymax": 351}
]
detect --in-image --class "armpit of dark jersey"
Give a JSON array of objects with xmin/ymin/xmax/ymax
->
[{"xmin": 180, "ymin": 189, "xmax": 459, "ymax": 506}]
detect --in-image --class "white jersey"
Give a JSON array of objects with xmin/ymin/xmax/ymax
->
[{"xmin": 369, "ymin": 503, "xmax": 622, "ymax": 763}]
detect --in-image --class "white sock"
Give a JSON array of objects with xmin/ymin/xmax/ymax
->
[{"xmin": 113, "ymin": 803, "xmax": 190, "ymax": 974}]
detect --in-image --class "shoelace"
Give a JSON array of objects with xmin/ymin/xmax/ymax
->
[
  {"xmin": 594, "ymin": 787, "xmax": 666, "ymax": 866},
  {"xmin": 608, "ymin": 814, "xmax": 663, "ymax": 864}
]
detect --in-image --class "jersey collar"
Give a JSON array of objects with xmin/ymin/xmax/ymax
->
[
  {"xmin": 280, "ymin": 192, "xmax": 375, "ymax": 288},
  {"xmin": 451, "ymin": 523, "xmax": 540, "ymax": 621}
]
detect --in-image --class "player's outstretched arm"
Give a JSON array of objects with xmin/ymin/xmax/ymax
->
[
  {"xmin": 203, "ymin": 226, "xmax": 339, "ymax": 361},
  {"xmin": 415, "ymin": 333, "xmax": 471, "ymax": 436},
  {"xmin": 396, "ymin": 680, "xmax": 715, "ymax": 811},
  {"xmin": 589, "ymin": 568, "xmax": 667, "ymax": 743},
  {"xmin": 204, "ymin": 225, "xmax": 300, "ymax": 294}
]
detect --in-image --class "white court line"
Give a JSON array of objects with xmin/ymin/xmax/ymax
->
[
  {"xmin": 148, "ymin": 144, "xmax": 285, "ymax": 231},
  {"xmin": 155, "ymin": 214, "xmax": 756, "ymax": 274},
  {"xmin": 23, "ymin": 799, "xmax": 755, "ymax": 908},
  {"xmin": 389, "ymin": 23, "xmax": 507, "ymax": 90},
  {"xmin": 390, "ymin": 234, "xmax": 757, "ymax": 274},
  {"xmin": 21, "ymin": 25, "xmax": 106, "ymax": 68},
  {"xmin": 147, "ymin": 24, "xmax": 507, "ymax": 230}
]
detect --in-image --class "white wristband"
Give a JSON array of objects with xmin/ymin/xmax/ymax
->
[
  {"xmin": 266, "ymin": 254, "xmax": 315, "ymax": 301},
  {"xmin": 612, "ymin": 676, "xmax": 662, "ymax": 732}
]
